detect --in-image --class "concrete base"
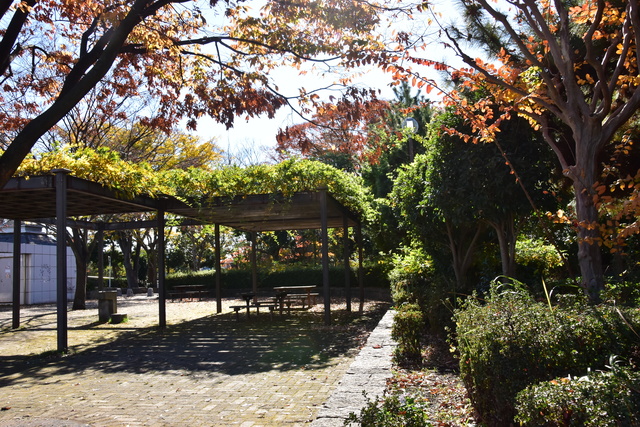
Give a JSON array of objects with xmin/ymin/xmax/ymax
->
[{"xmin": 110, "ymin": 313, "xmax": 128, "ymax": 324}]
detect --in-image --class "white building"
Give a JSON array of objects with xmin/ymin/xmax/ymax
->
[{"xmin": 0, "ymin": 221, "xmax": 76, "ymax": 304}]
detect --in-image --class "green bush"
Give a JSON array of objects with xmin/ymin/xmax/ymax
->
[
  {"xmin": 602, "ymin": 280, "xmax": 640, "ymax": 307},
  {"xmin": 392, "ymin": 303, "xmax": 425, "ymax": 365},
  {"xmin": 344, "ymin": 392, "xmax": 430, "ymax": 427},
  {"xmin": 452, "ymin": 281, "xmax": 640, "ymax": 425},
  {"xmin": 515, "ymin": 361, "xmax": 640, "ymax": 426},
  {"xmin": 388, "ymin": 246, "xmax": 432, "ymax": 307},
  {"xmin": 515, "ymin": 237, "xmax": 564, "ymax": 282},
  {"xmin": 388, "ymin": 246, "xmax": 454, "ymax": 335}
]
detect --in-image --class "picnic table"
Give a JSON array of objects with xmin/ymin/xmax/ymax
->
[{"xmin": 228, "ymin": 287, "xmax": 318, "ymax": 320}]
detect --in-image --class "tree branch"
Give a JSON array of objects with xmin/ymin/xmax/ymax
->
[{"xmin": 0, "ymin": 0, "xmax": 35, "ymax": 77}]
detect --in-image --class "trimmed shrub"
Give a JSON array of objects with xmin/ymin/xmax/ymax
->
[
  {"xmin": 515, "ymin": 363, "xmax": 640, "ymax": 426},
  {"xmin": 164, "ymin": 264, "xmax": 389, "ymax": 294},
  {"xmin": 452, "ymin": 282, "xmax": 640, "ymax": 425},
  {"xmin": 388, "ymin": 246, "xmax": 454, "ymax": 335},
  {"xmin": 388, "ymin": 247, "xmax": 432, "ymax": 307},
  {"xmin": 392, "ymin": 303, "xmax": 425, "ymax": 365},
  {"xmin": 515, "ymin": 237, "xmax": 564, "ymax": 282}
]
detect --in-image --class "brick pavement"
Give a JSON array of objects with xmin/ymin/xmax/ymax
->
[{"xmin": 0, "ymin": 299, "xmax": 389, "ymax": 426}]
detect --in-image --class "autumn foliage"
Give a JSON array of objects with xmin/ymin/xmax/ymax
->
[
  {"xmin": 275, "ymin": 94, "xmax": 391, "ymax": 167},
  {"xmin": 0, "ymin": 0, "xmax": 384, "ymax": 186}
]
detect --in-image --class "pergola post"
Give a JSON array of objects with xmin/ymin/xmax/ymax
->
[
  {"xmin": 343, "ymin": 215, "xmax": 351, "ymax": 312},
  {"xmin": 158, "ymin": 202, "xmax": 166, "ymax": 329},
  {"xmin": 215, "ymin": 223, "xmax": 222, "ymax": 313},
  {"xmin": 97, "ymin": 223, "xmax": 105, "ymax": 290},
  {"xmin": 320, "ymin": 189, "xmax": 330, "ymax": 325},
  {"xmin": 251, "ymin": 231, "xmax": 258, "ymax": 296},
  {"xmin": 12, "ymin": 219, "xmax": 21, "ymax": 329},
  {"xmin": 53, "ymin": 168, "xmax": 70, "ymax": 353},
  {"xmin": 357, "ymin": 222, "xmax": 365, "ymax": 313}
]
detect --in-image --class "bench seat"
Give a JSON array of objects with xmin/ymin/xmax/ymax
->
[
  {"xmin": 168, "ymin": 287, "xmax": 207, "ymax": 301},
  {"xmin": 229, "ymin": 303, "xmax": 276, "ymax": 321}
]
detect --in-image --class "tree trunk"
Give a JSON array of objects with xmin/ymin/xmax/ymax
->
[
  {"xmin": 489, "ymin": 215, "xmax": 517, "ymax": 279},
  {"xmin": 117, "ymin": 233, "xmax": 139, "ymax": 289},
  {"xmin": 68, "ymin": 227, "xmax": 90, "ymax": 310},
  {"xmin": 147, "ymin": 250, "xmax": 157, "ymax": 286},
  {"xmin": 565, "ymin": 122, "xmax": 606, "ymax": 302},
  {"xmin": 73, "ymin": 256, "xmax": 88, "ymax": 310},
  {"xmin": 573, "ymin": 176, "xmax": 605, "ymax": 302},
  {"xmin": 143, "ymin": 238, "xmax": 158, "ymax": 287},
  {"xmin": 446, "ymin": 220, "xmax": 484, "ymax": 293}
]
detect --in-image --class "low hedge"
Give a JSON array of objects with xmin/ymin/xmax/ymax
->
[
  {"xmin": 165, "ymin": 264, "xmax": 389, "ymax": 293},
  {"xmin": 452, "ymin": 282, "xmax": 640, "ymax": 426}
]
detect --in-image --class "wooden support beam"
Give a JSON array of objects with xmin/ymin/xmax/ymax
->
[
  {"xmin": 54, "ymin": 168, "xmax": 70, "ymax": 353},
  {"xmin": 158, "ymin": 204, "xmax": 166, "ymax": 329},
  {"xmin": 343, "ymin": 215, "xmax": 351, "ymax": 313},
  {"xmin": 320, "ymin": 189, "xmax": 330, "ymax": 326},
  {"xmin": 215, "ymin": 223, "xmax": 222, "ymax": 313}
]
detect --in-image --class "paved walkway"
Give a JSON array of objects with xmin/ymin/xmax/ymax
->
[{"xmin": 0, "ymin": 299, "xmax": 395, "ymax": 426}]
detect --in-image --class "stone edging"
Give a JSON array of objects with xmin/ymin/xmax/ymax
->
[{"xmin": 312, "ymin": 309, "xmax": 397, "ymax": 426}]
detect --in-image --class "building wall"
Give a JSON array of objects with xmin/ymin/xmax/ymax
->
[{"xmin": 0, "ymin": 241, "xmax": 77, "ymax": 305}]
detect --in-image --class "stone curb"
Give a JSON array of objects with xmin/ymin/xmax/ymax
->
[{"xmin": 312, "ymin": 309, "xmax": 397, "ymax": 426}]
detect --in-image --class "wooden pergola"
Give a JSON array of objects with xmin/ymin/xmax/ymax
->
[{"xmin": 0, "ymin": 170, "xmax": 364, "ymax": 352}]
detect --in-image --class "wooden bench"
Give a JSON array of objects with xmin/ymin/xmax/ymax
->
[
  {"xmin": 168, "ymin": 285, "xmax": 207, "ymax": 302},
  {"xmin": 229, "ymin": 302, "xmax": 276, "ymax": 321}
]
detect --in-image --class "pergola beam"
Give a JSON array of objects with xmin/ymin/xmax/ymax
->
[
  {"xmin": 343, "ymin": 214, "xmax": 351, "ymax": 313},
  {"xmin": 320, "ymin": 189, "xmax": 331, "ymax": 326},
  {"xmin": 214, "ymin": 224, "xmax": 222, "ymax": 313}
]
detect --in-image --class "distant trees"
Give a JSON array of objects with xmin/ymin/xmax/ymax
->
[{"xmin": 275, "ymin": 96, "xmax": 391, "ymax": 172}]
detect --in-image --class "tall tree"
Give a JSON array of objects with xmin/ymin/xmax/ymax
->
[
  {"xmin": 388, "ymin": 0, "xmax": 640, "ymax": 301},
  {"xmin": 0, "ymin": 0, "xmax": 383, "ymax": 186}
]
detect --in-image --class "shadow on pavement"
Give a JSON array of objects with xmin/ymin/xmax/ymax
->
[{"xmin": 0, "ymin": 303, "xmax": 389, "ymax": 388}]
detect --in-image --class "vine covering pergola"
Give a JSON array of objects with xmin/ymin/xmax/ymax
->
[{"xmin": 0, "ymin": 169, "xmax": 365, "ymax": 352}]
